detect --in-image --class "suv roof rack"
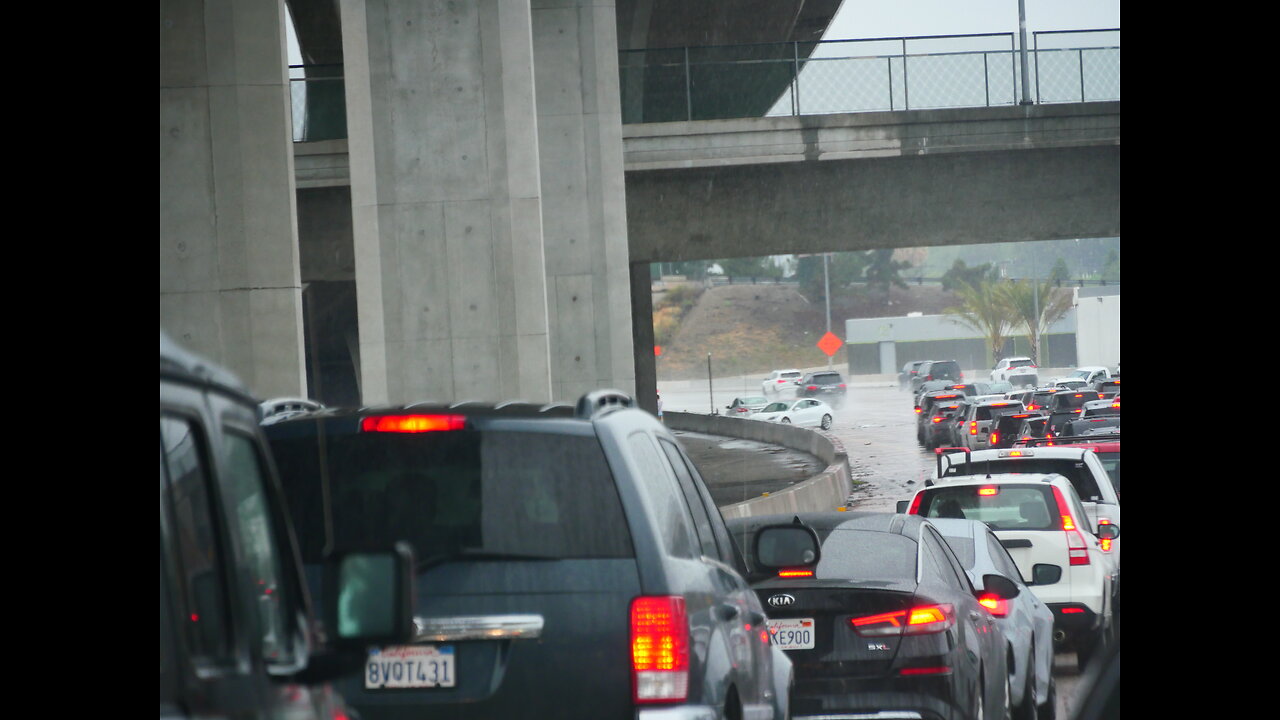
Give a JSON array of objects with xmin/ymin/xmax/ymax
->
[{"xmin": 576, "ymin": 389, "xmax": 634, "ymax": 419}]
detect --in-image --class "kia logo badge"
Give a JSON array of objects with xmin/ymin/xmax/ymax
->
[{"xmin": 767, "ymin": 594, "xmax": 796, "ymax": 608}]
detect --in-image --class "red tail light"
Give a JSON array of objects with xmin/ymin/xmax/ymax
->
[
  {"xmin": 990, "ymin": 431, "xmax": 999, "ymax": 444},
  {"xmin": 969, "ymin": 421, "xmax": 978, "ymax": 435},
  {"xmin": 915, "ymin": 406, "xmax": 922, "ymax": 414},
  {"xmin": 1051, "ymin": 487, "xmax": 1090, "ymax": 566},
  {"xmin": 777, "ymin": 568, "xmax": 814, "ymax": 578},
  {"xmin": 1098, "ymin": 518, "xmax": 1114, "ymax": 552},
  {"xmin": 906, "ymin": 493, "xmax": 923, "ymax": 515},
  {"xmin": 850, "ymin": 604, "xmax": 954, "ymax": 636},
  {"xmin": 631, "ymin": 596, "xmax": 689, "ymax": 703},
  {"xmin": 360, "ymin": 415, "xmax": 466, "ymax": 433},
  {"xmin": 978, "ymin": 593, "xmax": 1010, "ymax": 617},
  {"xmin": 838, "ymin": 384, "xmax": 846, "ymax": 388},
  {"xmin": 806, "ymin": 385, "xmax": 818, "ymax": 390}
]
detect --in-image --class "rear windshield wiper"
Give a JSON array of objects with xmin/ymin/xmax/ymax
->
[{"xmin": 416, "ymin": 548, "xmax": 560, "ymax": 572}]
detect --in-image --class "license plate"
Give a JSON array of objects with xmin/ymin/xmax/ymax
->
[
  {"xmin": 365, "ymin": 645, "xmax": 456, "ymax": 689},
  {"xmin": 767, "ymin": 618, "xmax": 815, "ymax": 650}
]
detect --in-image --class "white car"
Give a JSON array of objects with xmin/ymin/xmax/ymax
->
[
  {"xmin": 930, "ymin": 518, "xmax": 1058, "ymax": 720},
  {"xmin": 761, "ymin": 369, "xmax": 803, "ymax": 396},
  {"xmin": 907, "ymin": 473, "xmax": 1118, "ymax": 670},
  {"xmin": 1055, "ymin": 366, "xmax": 1113, "ymax": 387},
  {"xmin": 752, "ymin": 398, "xmax": 834, "ymax": 430},
  {"xmin": 932, "ymin": 446, "xmax": 1121, "ymax": 572},
  {"xmin": 990, "ymin": 356, "xmax": 1036, "ymax": 382}
]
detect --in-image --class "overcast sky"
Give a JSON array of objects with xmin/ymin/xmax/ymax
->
[{"xmin": 824, "ymin": 0, "xmax": 1120, "ymax": 40}]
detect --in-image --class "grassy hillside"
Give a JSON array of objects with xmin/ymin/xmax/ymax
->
[{"xmin": 654, "ymin": 283, "xmax": 960, "ymax": 381}]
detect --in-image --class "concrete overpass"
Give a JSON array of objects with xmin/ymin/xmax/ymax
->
[{"xmin": 160, "ymin": 0, "xmax": 1117, "ymax": 415}]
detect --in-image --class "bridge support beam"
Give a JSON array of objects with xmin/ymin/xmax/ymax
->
[{"xmin": 160, "ymin": 0, "xmax": 307, "ymax": 398}]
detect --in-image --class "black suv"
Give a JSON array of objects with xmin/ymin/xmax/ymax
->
[
  {"xmin": 796, "ymin": 370, "xmax": 848, "ymax": 408},
  {"xmin": 160, "ymin": 331, "xmax": 414, "ymax": 720},
  {"xmin": 910, "ymin": 360, "xmax": 963, "ymax": 393},
  {"xmin": 261, "ymin": 390, "xmax": 790, "ymax": 720}
]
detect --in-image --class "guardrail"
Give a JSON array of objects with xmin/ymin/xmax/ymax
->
[
  {"xmin": 289, "ymin": 29, "xmax": 1118, "ymax": 142},
  {"xmin": 665, "ymin": 410, "xmax": 853, "ymax": 519}
]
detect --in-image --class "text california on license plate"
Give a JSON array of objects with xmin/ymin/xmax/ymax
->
[
  {"xmin": 767, "ymin": 618, "xmax": 815, "ymax": 650},
  {"xmin": 366, "ymin": 645, "xmax": 456, "ymax": 689}
]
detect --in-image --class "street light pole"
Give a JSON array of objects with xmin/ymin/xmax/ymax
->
[
  {"xmin": 1018, "ymin": 0, "xmax": 1033, "ymax": 105},
  {"xmin": 824, "ymin": 253, "xmax": 832, "ymax": 370}
]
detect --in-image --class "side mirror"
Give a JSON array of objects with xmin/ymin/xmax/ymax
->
[
  {"xmin": 1096, "ymin": 523, "xmax": 1120, "ymax": 540},
  {"xmin": 1029, "ymin": 563, "xmax": 1063, "ymax": 586},
  {"xmin": 753, "ymin": 522, "xmax": 821, "ymax": 570},
  {"xmin": 981, "ymin": 573, "xmax": 1021, "ymax": 600},
  {"xmin": 323, "ymin": 542, "xmax": 416, "ymax": 651}
]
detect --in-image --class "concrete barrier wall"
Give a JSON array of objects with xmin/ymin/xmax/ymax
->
[{"xmin": 665, "ymin": 411, "xmax": 853, "ymax": 519}]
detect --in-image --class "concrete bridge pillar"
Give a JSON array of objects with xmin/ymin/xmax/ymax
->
[
  {"xmin": 532, "ymin": 0, "xmax": 635, "ymax": 401},
  {"xmin": 160, "ymin": 0, "xmax": 307, "ymax": 398},
  {"xmin": 341, "ymin": 0, "xmax": 553, "ymax": 404}
]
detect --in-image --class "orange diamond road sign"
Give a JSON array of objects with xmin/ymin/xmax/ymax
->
[
  {"xmin": 654, "ymin": 345, "xmax": 663, "ymax": 357},
  {"xmin": 817, "ymin": 331, "xmax": 843, "ymax": 357}
]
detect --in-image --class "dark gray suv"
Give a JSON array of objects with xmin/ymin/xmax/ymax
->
[
  {"xmin": 160, "ymin": 331, "xmax": 414, "ymax": 720},
  {"xmin": 262, "ymin": 390, "xmax": 790, "ymax": 720}
]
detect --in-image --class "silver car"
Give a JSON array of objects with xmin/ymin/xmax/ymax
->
[{"xmin": 930, "ymin": 518, "xmax": 1058, "ymax": 720}]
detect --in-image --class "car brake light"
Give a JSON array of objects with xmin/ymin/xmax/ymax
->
[
  {"xmin": 932, "ymin": 417, "xmax": 945, "ymax": 424},
  {"xmin": 978, "ymin": 593, "xmax": 1010, "ymax": 617},
  {"xmin": 777, "ymin": 568, "xmax": 814, "ymax": 578},
  {"xmin": 906, "ymin": 493, "xmax": 923, "ymax": 514},
  {"xmin": 806, "ymin": 385, "xmax": 818, "ymax": 390},
  {"xmin": 915, "ymin": 407, "xmax": 922, "ymax": 414},
  {"xmin": 360, "ymin": 415, "xmax": 466, "ymax": 433},
  {"xmin": 850, "ymin": 604, "xmax": 954, "ymax": 636},
  {"xmin": 1051, "ymin": 486, "xmax": 1090, "ymax": 566},
  {"xmin": 631, "ymin": 596, "xmax": 689, "ymax": 703},
  {"xmin": 990, "ymin": 431, "xmax": 999, "ymax": 444},
  {"xmin": 839, "ymin": 384, "xmax": 846, "ymax": 388},
  {"xmin": 969, "ymin": 421, "xmax": 978, "ymax": 435},
  {"xmin": 978, "ymin": 486, "xmax": 998, "ymax": 496},
  {"xmin": 1098, "ymin": 518, "xmax": 1113, "ymax": 552}
]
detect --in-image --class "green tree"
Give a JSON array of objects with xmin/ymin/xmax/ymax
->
[
  {"xmin": 1001, "ymin": 280, "xmax": 1073, "ymax": 365},
  {"xmin": 1048, "ymin": 258, "xmax": 1070, "ymax": 287},
  {"xmin": 944, "ymin": 280, "xmax": 1014, "ymax": 364},
  {"xmin": 1101, "ymin": 250, "xmax": 1120, "ymax": 283},
  {"xmin": 796, "ymin": 253, "xmax": 867, "ymax": 303},
  {"xmin": 940, "ymin": 259, "xmax": 999, "ymax": 292},
  {"xmin": 863, "ymin": 249, "xmax": 911, "ymax": 303},
  {"xmin": 716, "ymin": 256, "xmax": 782, "ymax": 279}
]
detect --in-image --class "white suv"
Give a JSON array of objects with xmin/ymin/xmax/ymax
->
[
  {"xmin": 991, "ymin": 356, "xmax": 1036, "ymax": 384},
  {"xmin": 932, "ymin": 446, "xmax": 1121, "ymax": 567},
  {"xmin": 906, "ymin": 473, "xmax": 1118, "ymax": 669},
  {"xmin": 761, "ymin": 368, "xmax": 803, "ymax": 396}
]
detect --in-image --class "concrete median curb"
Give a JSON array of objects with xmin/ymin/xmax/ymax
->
[{"xmin": 666, "ymin": 411, "xmax": 853, "ymax": 519}]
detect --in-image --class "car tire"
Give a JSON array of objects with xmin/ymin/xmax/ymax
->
[
  {"xmin": 820, "ymin": 414, "xmax": 832, "ymax": 430},
  {"xmin": 1075, "ymin": 624, "xmax": 1106, "ymax": 671}
]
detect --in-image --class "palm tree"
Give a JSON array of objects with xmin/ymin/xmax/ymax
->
[
  {"xmin": 944, "ymin": 280, "xmax": 1014, "ymax": 364},
  {"xmin": 1001, "ymin": 280, "xmax": 1073, "ymax": 365}
]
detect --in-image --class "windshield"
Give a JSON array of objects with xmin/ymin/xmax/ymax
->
[{"xmin": 762, "ymin": 402, "xmax": 789, "ymax": 412}]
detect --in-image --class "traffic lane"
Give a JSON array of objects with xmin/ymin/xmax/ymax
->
[
  {"xmin": 665, "ymin": 379, "xmax": 1087, "ymax": 718},
  {"xmin": 672, "ymin": 429, "xmax": 825, "ymax": 508}
]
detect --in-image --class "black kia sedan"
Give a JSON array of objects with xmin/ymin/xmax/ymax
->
[{"xmin": 728, "ymin": 512, "xmax": 1016, "ymax": 720}]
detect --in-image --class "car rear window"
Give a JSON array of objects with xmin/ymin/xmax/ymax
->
[
  {"xmin": 265, "ymin": 420, "xmax": 635, "ymax": 564},
  {"xmin": 1051, "ymin": 392, "xmax": 1100, "ymax": 410},
  {"xmin": 813, "ymin": 530, "xmax": 917, "ymax": 580},
  {"xmin": 919, "ymin": 485, "xmax": 1058, "ymax": 531},
  {"xmin": 811, "ymin": 373, "xmax": 843, "ymax": 384},
  {"xmin": 975, "ymin": 404, "xmax": 1023, "ymax": 421},
  {"xmin": 942, "ymin": 458, "xmax": 1103, "ymax": 502}
]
